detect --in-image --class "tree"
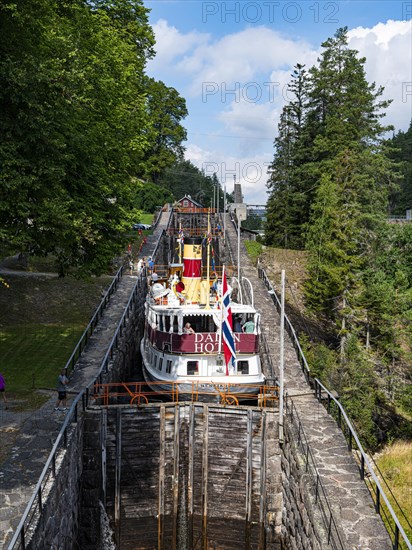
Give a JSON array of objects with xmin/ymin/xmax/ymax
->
[
  {"xmin": 266, "ymin": 64, "xmax": 310, "ymax": 248},
  {"xmin": 0, "ymin": 0, "xmax": 156, "ymax": 275},
  {"xmin": 156, "ymin": 159, "xmax": 218, "ymax": 206},
  {"xmin": 387, "ymin": 121, "xmax": 412, "ymax": 215},
  {"xmin": 141, "ymin": 77, "xmax": 188, "ymax": 183},
  {"xmin": 303, "ymin": 28, "xmax": 394, "ymax": 355},
  {"xmin": 131, "ymin": 180, "xmax": 174, "ymax": 213}
]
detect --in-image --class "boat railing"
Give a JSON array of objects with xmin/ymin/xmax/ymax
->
[{"xmin": 90, "ymin": 380, "xmax": 279, "ymax": 408}]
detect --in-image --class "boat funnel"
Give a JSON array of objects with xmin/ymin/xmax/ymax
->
[{"xmin": 181, "ymin": 237, "xmax": 202, "ymax": 303}]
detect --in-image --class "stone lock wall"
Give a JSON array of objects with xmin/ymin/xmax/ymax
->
[
  {"xmin": 27, "ymin": 419, "xmax": 84, "ymax": 550},
  {"xmin": 280, "ymin": 423, "xmax": 323, "ymax": 550}
]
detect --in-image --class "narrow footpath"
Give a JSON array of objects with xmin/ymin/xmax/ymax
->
[
  {"xmin": 0, "ymin": 211, "xmax": 171, "ymax": 548},
  {"xmin": 224, "ymin": 214, "xmax": 392, "ymax": 550}
]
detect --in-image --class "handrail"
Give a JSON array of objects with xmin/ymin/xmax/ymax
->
[
  {"xmin": 64, "ymin": 264, "xmax": 125, "ymax": 377},
  {"xmin": 7, "ymin": 272, "xmax": 150, "ymax": 550},
  {"xmin": 8, "ymin": 227, "xmax": 168, "ymax": 549},
  {"xmin": 285, "ymin": 396, "xmax": 345, "ymax": 550},
  {"xmin": 258, "ymin": 266, "xmax": 311, "ymax": 382},
  {"xmin": 90, "ymin": 380, "xmax": 279, "ymax": 407},
  {"xmin": 313, "ymin": 379, "xmax": 412, "ymax": 550},
  {"xmin": 258, "ymin": 265, "xmax": 411, "ymax": 550}
]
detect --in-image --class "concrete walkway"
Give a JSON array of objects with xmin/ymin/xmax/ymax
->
[
  {"xmin": 0, "ymin": 213, "xmax": 171, "ymax": 549},
  {"xmin": 224, "ymin": 215, "xmax": 392, "ymax": 550}
]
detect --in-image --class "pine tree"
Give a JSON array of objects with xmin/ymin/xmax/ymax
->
[
  {"xmin": 303, "ymin": 28, "xmax": 395, "ymax": 356},
  {"xmin": 266, "ymin": 64, "xmax": 310, "ymax": 248},
  {"xmin": 387, "ymin": 121, "xmax": 412, "ymax": 215}
]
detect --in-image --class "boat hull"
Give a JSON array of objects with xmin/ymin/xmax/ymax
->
[{"xmin": 140, "ymin": 339, "xmax": 265, "ymax": 403}]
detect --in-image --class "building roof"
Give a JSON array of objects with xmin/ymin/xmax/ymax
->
[{"xmin": 177, "ymin": 195, "xmax": 204, "ymax": 208}]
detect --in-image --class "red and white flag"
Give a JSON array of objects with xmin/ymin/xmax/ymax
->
[{"xmin": 221, "ymin": 267, "xmax": 236, "ymax": 374}]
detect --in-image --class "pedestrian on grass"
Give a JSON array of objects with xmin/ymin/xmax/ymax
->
[
  {"xmin": 0, "ymin": 373, "xmax": 8, "ymax": 409},
  {"xmin": 55, "ymin": 369, "xmax": 69, "ymax": 411}
]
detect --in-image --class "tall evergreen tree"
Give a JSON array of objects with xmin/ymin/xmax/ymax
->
[
  {"xmin": 304, "ymin": 28, "xmax": 394, "ymax": 355},
  {"xmin": 387, "ymin": 121, "xmax": 412, "ymax": 215},
  {"xmin": 266, "ymin": 64, "xmax": 310, "ymax": 248}
]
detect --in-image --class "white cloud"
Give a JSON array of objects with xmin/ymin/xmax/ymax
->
[
  {"xmin": 348, "ymin": 20, "xmax": 412, "ymax": 131},
  {"xmin": 185, "ymin": 145, "xmax": 271, "ymax": 204},
  {"xmin": 148, "ymin": 19, "xmax": 210, "ymax": 72},
  {"xmin": 218, "ymin": 101, "xmax": 277, "ymax": 155},
  {"xmin": 158, "ymin": 18, "xmax": 411, "ymax": 206},
  {"xmin": 182, "ymin": 27, "xmax": 313, "ymax": 96}
]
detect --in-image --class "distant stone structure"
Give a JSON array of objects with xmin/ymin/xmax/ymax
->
[{"xmin": 229, "ymin": 182, "xmax": 247, "ymax": 223}]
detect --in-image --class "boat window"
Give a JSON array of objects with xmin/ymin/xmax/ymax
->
[
  {"xmin": 238, "ymin": 360, "xmax": 249, "ymax": 375},
  {"xmin": 166, "ymin": 360, "xmax": 172, "ymax": 373},
  {"xmin": 159, "ymin": 358, "xmax": 163, "ymax": 371},
  {"xmin": 154, "ymin": 355, "xmax": 157, "ymax": 369},
  {"xmin": 187, "ymin": 361, "xmax": 199, "ymax": 375},
  {"xmin": 164, "ymin": 316, "xmax": 170, "ymax": 333}
]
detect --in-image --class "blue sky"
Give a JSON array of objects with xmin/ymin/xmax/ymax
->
[{"xmin": 145, "ymin": 1, "xmax": 412, "ymax": 204}]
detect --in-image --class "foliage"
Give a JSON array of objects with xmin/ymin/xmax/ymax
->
[
  {"xmin": 266, "ymin": 63, "xmax": 311, "ymax": 249},
  {"xmin": 0, "ymin": 1, "xmax": 188, "ymax": 276},
  {"xmin": 131, "ymin": 179, "xmax": 174, "ymax": 213},
  {"xmin": 387, "ymin": 121, "xmax": 412, "ymax": 215},
  {"xmin": 156, "ymin": 159, "xmax": 225, "ymax": 207},
  {"xmin": 140, "ymin": 77, "xmax": 188, "ymax": 183},
  {"xmin": 242, "ymin": 212, "xmax": 262, "ymax": 231},
  {"xmin": 244, "ymin": 240, "xmax": 263, "ymax": 264}
]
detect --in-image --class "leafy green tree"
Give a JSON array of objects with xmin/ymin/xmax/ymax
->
[
  {"xmin": 0, "ymin": 0, "xmax": 156, "ymax": 275},
  {"xmin": 141, "ymin": 77, "xmax": 188, "ymax": 183},
  {"xmin": 242, "ymin": 213, "xmax": 262, "ymax": 231},
  {"xmin": 156, "ymin": 159, "xmax": 219, "ymax": 206},
  {"xmin": 131, "ymin": 180, "xmax": 174, "ymax": 213}
]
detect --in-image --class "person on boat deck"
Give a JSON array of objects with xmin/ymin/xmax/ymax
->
[
  {"xmin": 184, "ymin": 322, "xmax": 195, "ymax": 334},
  {"xmin": 233, "ymin": 315, "xmax": 242, "ymax": 333},
  {"xmin": 151, "ymin": 272, "xmax": 159, "ymax": 283},
  {"xmin": 242, "ymin": 319, "xmax": 255, "ymax": 333}
]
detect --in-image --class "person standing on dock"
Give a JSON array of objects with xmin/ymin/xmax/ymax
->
[{"xmin": 55, "ymin": 369, "xmax": 69, "ymax": 411}]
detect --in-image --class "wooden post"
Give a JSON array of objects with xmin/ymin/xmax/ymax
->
[
  {"xmin": 114, "ymin": 408, "xmax": 122, "ymax": 545},
  {"xmin": 188, "ymin": 405, "xmax": 195, "ymax": 546},
  {"xmin": 159, "ymin": 406, "xmax": 165, "ymax": 549},
  {"xmin": 172, "ymin": 406, "xmax": 180, "ymax": 549},
  {"xmin": 101, "ymin": 409, "xmax": 107, "ymax": 507},
  {"xmin": 201, "ymin": 405, "xmax": 209, "ymax": 549},
  {"xmin": 245, "ymin": 409, "xmax": 253, "ymax": 548},
  {"xmin": 259, "ymin": 412, "xmax": 267, "ymax": 550}
]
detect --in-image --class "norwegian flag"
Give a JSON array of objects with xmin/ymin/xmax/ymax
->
[
  {"xmin": 177, "ymin": 228, "xmax": 184, "ymax": 244},
  {"xmin": 221, "ymin": 267, "xmax": 236, "ymax": 374}
]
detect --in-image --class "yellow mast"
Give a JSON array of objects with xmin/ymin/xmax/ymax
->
[
  {"xmin": 205, "ymin": 209, "xmax": 211, "ymax": 309},
  {"xmin": 178, "ymin": 220, "xmax": 182, "ymax": 264}
]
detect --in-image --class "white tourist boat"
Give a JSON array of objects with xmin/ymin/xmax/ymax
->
[{"xmin": 140, "ymin": 233, "xmax": 265, "ymax": 403}]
